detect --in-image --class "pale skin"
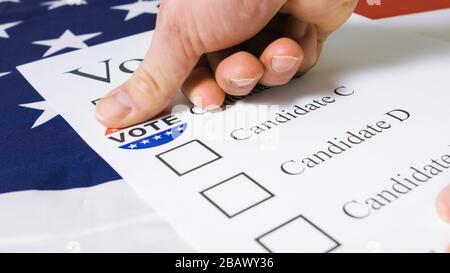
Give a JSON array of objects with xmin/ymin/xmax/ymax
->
[{"xmin": 94, "ymin": 0, "xmax": 449, "ymax": 244}]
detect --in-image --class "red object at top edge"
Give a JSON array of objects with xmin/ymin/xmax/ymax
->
[{"xmin": 355, "ymin": 0, "xmax": 450, "ymax": 19}]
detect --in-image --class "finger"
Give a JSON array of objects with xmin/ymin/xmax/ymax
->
[
  {"xmin": 282, "ymin": 0, "xmax": 357, "ymax": 72},
  {"xmin": 213, "ymin": 51, "xmax": 264, "ymax": 96},
  {"xmin": 206, "ymin": 46, "xmax": 241, "ymax": 72},
  {"xmin": 245, "ymin": 13, "xmax": 286, "ymax": 56},
  {"xmin": 182, "ymin": 57, "xmax": 225, "ymax": 109},
  {"xmin": 95, "ymin": 1, "xmax": 203, "ymax": 128},
  {"xmin": 284, "ymin": 0, "xmax": 358, "ymax": 42},
  {"xmin": 436, "ymin": 184, "xmax": 450, "ymax": 223},
  {"xmin": 96, "ymin": 0, "xmax": 288, "ymax": 128},
  {"xmin": 278, "ymin": 15, "xmax": 317, "ymax": 74},
  {"xmin": 258, "ymin": 37, "xmax": 303, "ymax": 86},
  {"xmin": 246, "ymin": 31, "xmax": 278, "ymax": 60}
]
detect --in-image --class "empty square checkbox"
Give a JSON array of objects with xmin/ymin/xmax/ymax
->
[
  {"xmin": 200, "ymin": 173, "xmax": 274, "ymax": 218},
  {"xmin": 156, "ymin": 139, "xmax": 221, "ymax": 176},
  {"xmin": 256, "ymin": 215, "xmax": 340, "ymax": 253}
]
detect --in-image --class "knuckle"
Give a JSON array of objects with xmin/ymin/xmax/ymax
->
[
  {"xmin": 158, "ymin": 0, "xmax": 204, "ymax": 57},
  {"xmin": 157, "ymin": 1, "xmax": 185, "ymax": 38},
  {"xmin": 130, "ymin": 63, "xmax": 165, "ymax": 102},
  {"xmin": 236, "ymin": 0, "xmax": 260, "ymax": 19}
]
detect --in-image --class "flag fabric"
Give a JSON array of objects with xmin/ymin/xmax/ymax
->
[
  {"xmin": 0, "ymin": 0, "xmax": 189, "ymax": 252},
  {"xmin": 0, "ymin": 0, "xmax": 156, "ymax": 193}
]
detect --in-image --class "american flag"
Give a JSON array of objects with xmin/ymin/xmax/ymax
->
[
  {"xmin": 2, "ymin": 0, "xmax": 449, "ymax": 197},
  {"xmin": 0, "ymin": 0, "xmax": 160, "ymax": 193},
  {"xmin": 1, "ymin": 0, "xmax": 448, "ymax": 252},
  {"xmin": 0, "ymin": 0, "xmax": 192, "ymax": 253}
]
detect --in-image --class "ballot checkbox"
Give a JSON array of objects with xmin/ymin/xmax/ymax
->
[
  {"xmin": 256, "ymin": 215, "xmax": 340, "ymax": 253},
  {"xmin": 200, "ymin": 173, "xmax": 274, "ymax": 218},
  {"xmin": 156, "ymin": 139, "xmax": 222, "ymax": 176}
]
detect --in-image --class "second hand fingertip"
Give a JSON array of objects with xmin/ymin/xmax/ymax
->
[{"xmin": 436, "ymin": 186, "xmax": 450, "ymax": 223}]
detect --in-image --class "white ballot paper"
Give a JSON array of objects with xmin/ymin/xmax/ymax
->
[{"xmin": 18, "ymin": 16, "xmax": 450, "ymax": 252}]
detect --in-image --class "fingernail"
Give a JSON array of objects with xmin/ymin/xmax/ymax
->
[
  {"xmin": 271, "ymin": 56, "xmax": 301, "ymax": 73},
  {"xmin": 436, "ymin": 186, "xmax": 450, "ymax": 223},
  {"xmin": 96, "ymin": 88, "xmax": 132, "ymax": 124},
  {"xmin": 229, "ymin": 78, "xmax": 257, "ymax": 88}
]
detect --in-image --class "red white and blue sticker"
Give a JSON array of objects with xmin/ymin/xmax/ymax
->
[{"xmin": 105, "ymin": 115, "xmax": 187, "ymax": 150}]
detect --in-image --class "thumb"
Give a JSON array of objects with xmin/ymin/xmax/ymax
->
[{"xmin": 96, "ymin": 2, "xmax": 202, "ymax": 128}]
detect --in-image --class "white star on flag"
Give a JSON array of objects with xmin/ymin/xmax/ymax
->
[
  {"xmin": 32, "ymin": 29, "xmax": 101, "ymax": 57},
  {"xmin": 19, "ymin": 100, "xmax": 59, "ymax": 128},
  {"xmin": 0, "ymin": 0, "xmax": 20, "ymax": 3},
  {"xmin": 42, "ymin": 0, "xmax": 87, "ymax": 10},
  {"xmin": 176, "ymin": 126, "xmax": 183, "ymax": 131},
  {"xmin": 165, "ymin": 131, "xmax": 173, "ymax": 136},
  {"xmin": 112, "ymin": 0, "xmax": 159, "ymax": 21},
  {"xmin": 128, "ymin": 144, "xmax": 137, "ymax": 149},
  {"xmin": 141, "ymin": 139, "xmax": 150, "ymax": 144},
  {"xmin": 153, "ymin": 135, "xmax": 161, "ymax": 140},
  {"xmin": 0, "ymin": 71, "xmax": 11, "ymax": 78},
  {"xmin": 0, "ymin": 21, "xmax": 22, "ymax": 38}
]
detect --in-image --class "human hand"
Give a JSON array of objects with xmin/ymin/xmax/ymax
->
[
  {"xmin": 95, "ymin": 0, "xmax": 358, "ymax": 128},
  {"xmin": 437, "ymin": 184, "xmax": 450, "ymax": 223},
  {"xmin": 436, "ymin": 184, "xmax": 450, "ymax": 252}
]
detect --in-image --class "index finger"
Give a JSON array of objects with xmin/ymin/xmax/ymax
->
[{"xmin": 283, "ymin": 0, "xmax": 359, "ymax": 42}]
